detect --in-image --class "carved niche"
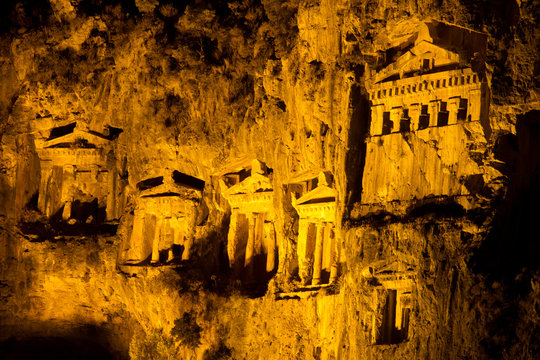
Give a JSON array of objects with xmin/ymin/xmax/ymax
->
[
  {"xmin": 362, "ymin": 261, "xmax": 415, "ymax": 345},
  {"xmin": 221, "ymin": 159, "xmax": 277, "ymax": 285},
  {"xmin": 291, "ymin": 171, "xmax": 338, "ymax": 286},
  {"xmin": 119, "ymin": 171, "xmax": 204, "ymax": 266},
  {"xmin": 34, "ymin": 122, "xmax": 123, "ymax": 222}
]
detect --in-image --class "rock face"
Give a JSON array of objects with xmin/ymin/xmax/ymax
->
[{"xmin": 0, "ymin": 1, "xmax": 539, "ymax": 360}]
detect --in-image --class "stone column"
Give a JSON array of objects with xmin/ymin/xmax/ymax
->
[
  {"xmin": 370, "ymin": 104, "xmax": 384, "ymax": 136},
  {"xmin": 244, "ymin": 213, "xmax": 256, "ymax": 282},
  {"xmin": 470, "ymin": 88, "xmax": 482, "ymax": 121},
  {"xmin": 151, "ymin": 216, "xmax": 163, "ymax": 263},
  {"xmin": 62, "ymin": 200, "xmax": 72, "ymax": 221},
  {"xmin": 106, "ymin": 166, "xmax": 117, "ymax": 221},
  {"xmin": 264, "ymin": 222, "xmax": 276, "ymax": 273},
  {"xmin": 448, "ymin": 97, "xmax": 460, "ymax": 125},
  {"xmin": 227, "ymin": 211, "xmax": 239, "ymax": 270},
  {"xmin": 297, "ymin": 219, "xmax": 310, "ymax": 285},
  {"xmin": 395, "ymin": 290, "xmax": 403, "ymax": 330},
  {"xmin": 390, "ymin": 107, "xmax": 401, "ymax": 133},
  {"xmin": 429, "ymin": 101, "xmax": 439, "ymax": 127},
  {"xmin": 409, "ymin": 104, "xmax": 420, "ymax": 131},
  {"xmin": 182, "ymin": 232, "xmax": 192, "ymax": 261},
  {"xmin": 125, "ymin": 210, "xmax": 145, "ymax": 263},
  {"xmin": 170, "ymin": 216, "xmax": 182, "ymax": 261},
  {"xmin": 329, "ymin": 225, "xmax": 339, "ymax": 284},
  {"xmin": 312, "ymin": 222, "xmax": 325, "ymax": 285},
  {"xmin": 37, "ymin": 166, "xmax": 50, "ymax": 214}
]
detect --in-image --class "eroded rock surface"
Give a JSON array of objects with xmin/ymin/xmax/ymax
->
[{"xmin": 0, "ymin": 1, "xmax": 538, "ymax": 360}]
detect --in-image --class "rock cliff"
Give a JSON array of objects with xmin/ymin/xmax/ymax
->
[{"xmin": 0, "ymin": 1, "xmax": 538, "ymax": 359}]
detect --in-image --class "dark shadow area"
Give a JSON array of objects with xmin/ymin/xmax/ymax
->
[
  {"xmin": 19, "ymin": 220, "xmax": 117, "ymax": 240},
  {"xmin": 376, "ymin": 290, "xmax": 409, "ymax": 345},
  {"xmin": 47, "ymin": 122, "xmax": 76, "ymax": 140},
  {"xmin": 142, "ymin": 192, "xmax": 181, "ymax": 198},
  {"xmin": 344, "ymin": 65, "xmax": 370, "ymax": 213},
  {"xmin": 470, "ymin": 110, "xmax": 540, "ymax": 359},
  {"xmin": 136, "ymin": 176, "xmax": 164, "ymax": 191},
  {"xmin": 24, "ymin": 191, "xmax": 39, "ymax": 211},
  {"xmin": 407, "ymin": 200, "xmax": 466, "ymax": 219},
  {"xmin": 70, "ymin": 199, "xmax": 106, "ymax": 223},
  {"xmin": 107, "ymin": 126, "xmax": 124, "ymax": 140},
  {"xmin": 77, "ymin": 0, "xmax": 140, "ymax": 17},
  {"xmin": 172, "ymin": 170, "xmax": 205, "ymax": 190},
  {"xmin": 0, "ymin": 0, "xmax": 53, "ymax": 32},
  {"xmin": 0, "ymin": 324, "xmax": 126, "ymax": 360},
  {"xmin": 473, "ymin": 110, "xmax": 540, "ymax": 276}
]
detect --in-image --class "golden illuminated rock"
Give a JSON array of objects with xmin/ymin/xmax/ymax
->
[
  {"xmin": 0, "ymin": 2, "xmax": 538, "ymax": 360},
  {"xmin": 119, "ymin": 171, "xmax": 203, "ymax": 266},
  {"xmin": 291, "ymin": 171, "xmax": 338, "ymax": 286},
  {"xmin": 221, "ymin": 159, "xmax": 276, "ymax": 285},
  {"xmin": 359, "ymin": 20, "xmax": 491, "ymax": 215},
  {"xmin": 34, "ymin": 122, "xmax": 123, "ymax": 221}
]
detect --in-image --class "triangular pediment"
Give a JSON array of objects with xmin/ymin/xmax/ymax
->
[
  {"xmin": 138, "ymin": 171, "xmax": 204, "ymax": 199},
  {"xmin": 287, "ymin": 168, "xmax": 326, "ymax": 184},
  {"xmin": 371, "ymin": 20, "xmax": 486, "ymax": 85},
  {"xmin": 44, "ymin": 128, "xmax": 111, "ymax": 148},
  {"xmin": 374, "ymin": 260, "xmax": 414, "ymax": 276},
  {"xmin": 224, "ymin": 173, "xmax": 273, "ymax": 197},
  {"xmin": 362, "ymin": 260, "xmax": 415, "ymax": 289},
  {"xmin": 374, "ymin": 42, "xmax": 461, "ymax": 84},
  {"xmin": 294, "ymin": 185, "xmax": 335, "ymax": 206},
  {"xmin": 292, "ymin": 171, "xmax": 335, "ymax": 207},
  {"xmin": 140, "ymin": 182, "xmax": 202, "ymax": 200}
]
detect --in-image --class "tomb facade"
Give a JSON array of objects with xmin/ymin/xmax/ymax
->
[
  {"xmin": 358, "ymin": 21, "xmax": 490, "ymax": 213},
  {"xmin": 221, "ymin": 159, "xmax": 277, "ymax": 284},
  {"xmin": 362, "ymin": 261, "xmax": 415, "ymax": 345},
  {"xmin": 120, "ymin": 171, "xmax": 204, "ymax": 265},
  {"xmin": 34, "ymin": 122, "xmax": 123, "ymax": 222},
  {"xmin": 366, "ymin": 20, "xmax": 489, "ymax": 136},
  {"xmin": 291, "ymin": 171, "xmax": 338, "ymax": 286}
]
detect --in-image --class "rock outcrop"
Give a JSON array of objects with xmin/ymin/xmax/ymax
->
[{"xmin": 0, "ymin": 1, "xmax": 538, "ymax": 359}]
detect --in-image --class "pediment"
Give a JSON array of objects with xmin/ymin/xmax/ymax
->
[
  {"xmin": 294, "ymin": 185, "xmax": 335, "ymax": 206},
  {"xmin": 373, "ymin": 260, "xmax": 414, "ymax": 276},
  {"xmin": 371, "ymin": 20, "xmax": 486, "ymax": 86},
  {"xmin": 223, "ymin": 173, "xmax": 273, "ymax": 197},
  {"xmin": 44, "ymin": 129, "xmax": 111, "ymax": 148},
  {"xmin": 138, "ymin": 172, "xmax": 203, "ymax": 199},
  {"xmin": 374, "ymin": 42, "xmax": 461, "ymax": 84},
  {"xmin": 362, "ymin": 260, "xmax": 415, "ymax": 289},
  {"xmin": 140, "ymin": 182, "xmax": 202, "ymax": 200},
  {"xmin": 287, "ymin": 168, "xmax": 326, "ymax": 184}
]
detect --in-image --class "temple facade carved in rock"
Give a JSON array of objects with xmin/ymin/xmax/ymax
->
[
  {"xmin": 358, "ymin": 20, "xmax": 491, "ymax": 215},
  {"xmin": 366, "ymin": 21, "xmax": 489, "ymax": 136},
  {"xmin": 290, "ymin": 171, "xmax": 339, "ymax": 286},
  {"xmin": 362, "ymin": 261, "xmax": 415, "ymax": 345},
  {"xmin": 119, "ymin": 171, "xmax": 204, "ymax": 266},
  {"xmin": 34, "ymin": 122, "xmax": 123, "ymax": 222},
  {"xmin": 221, "ymin": 159, "xmax": 277, "ymax": 285}
]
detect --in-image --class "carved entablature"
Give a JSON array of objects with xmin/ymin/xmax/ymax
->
[
  {"xmin": 120, "ymin": 170, "xmax": 204, "ymax": 266},
  {"xmin": 366, "ymin": 21, "xmax": 489, "ymax": 137}
]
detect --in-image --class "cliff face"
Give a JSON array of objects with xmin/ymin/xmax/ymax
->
[{"xmin": 0, "ymin": 1, "xmax": 539, "ymax": 359}]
